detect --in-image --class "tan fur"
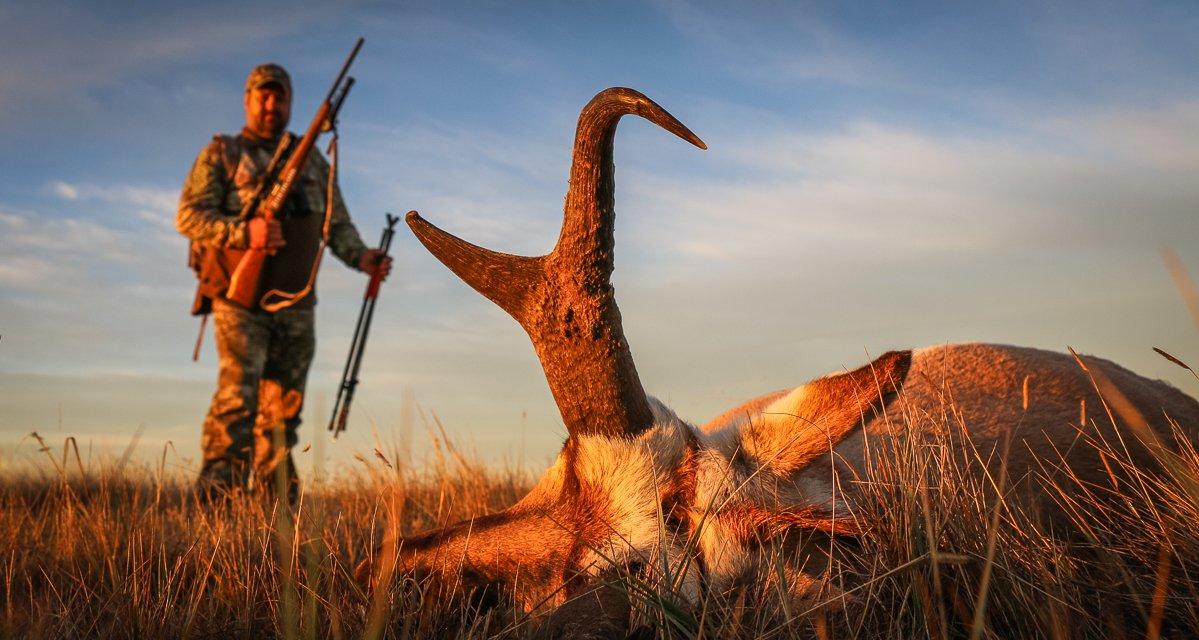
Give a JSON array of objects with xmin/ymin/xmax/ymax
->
[
  {"xmin": 797, "ymin": 344, "xmax": 1199, "ymax": 520},
  {"xmin": 365, "ymin": 343, "xmax": 1199, "ymax": 635}
]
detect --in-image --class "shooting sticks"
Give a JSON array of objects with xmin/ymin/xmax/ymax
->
[{"xmin": 329, "ymin": 212, "xmax": 402, "ymax": 439}]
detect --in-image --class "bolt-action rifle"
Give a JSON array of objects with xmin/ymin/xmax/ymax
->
[
  {"xmin": 225, "ymin": 37, "xmax": 364, "ymax": 309},
  {"xmin": 329, "ymin": 212, "xmax": 402, "ymax": 440}
]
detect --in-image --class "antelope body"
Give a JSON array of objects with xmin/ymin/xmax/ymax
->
[{"xmin": 367, "ymin": 88, "xmax": 1199, "ymax": 636}]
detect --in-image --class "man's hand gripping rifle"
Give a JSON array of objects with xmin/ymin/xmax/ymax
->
[
  {"xmin": 225, "ymin": 37, "xmax": 364, "ymax": 310},
  {"xmin": 329, "ymin": 212, "xmax": 403, "ymax": 439}
]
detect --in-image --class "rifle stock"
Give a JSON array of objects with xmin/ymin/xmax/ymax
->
[
  {"xmin": 225, "ymin": 38, "xmax": 362, "ymax": 309},
  {"xmin": 225, "ymin": 247, "xmax": 267, "ymax": 307}
]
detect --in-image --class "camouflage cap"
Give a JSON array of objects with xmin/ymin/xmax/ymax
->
[{"xmin": 245, "ymin": 63, "xmax": 292, "ymax": 96}]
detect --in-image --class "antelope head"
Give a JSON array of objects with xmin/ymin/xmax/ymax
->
[{"xmin": 364, "ymin": 87, "xmax": 911, "ymax": 634}]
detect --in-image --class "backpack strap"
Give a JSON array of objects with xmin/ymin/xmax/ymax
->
[{"xmin": 211, "ymin": 133, "xmax": 241, "ymax": 181}]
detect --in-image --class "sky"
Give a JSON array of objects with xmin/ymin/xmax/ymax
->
[{"xmin": 2, "ymin": 0, "xmax": 1199, "ymax": 478}]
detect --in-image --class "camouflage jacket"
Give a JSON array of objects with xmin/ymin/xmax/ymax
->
[{"xmin": 177, "ymin": 130, "xmax": 369, "ymax": 309}]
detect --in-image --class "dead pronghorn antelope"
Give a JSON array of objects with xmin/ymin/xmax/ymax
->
[{"xmin": 363, "ymin": 87, "xmax": 1199, "ymax": 636}]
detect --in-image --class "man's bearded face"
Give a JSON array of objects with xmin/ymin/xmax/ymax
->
[{"xmin": 244, "ymin": 84, "xmax": 291, "ymax": 138}]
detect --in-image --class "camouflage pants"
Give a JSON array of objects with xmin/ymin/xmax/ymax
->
[{"xmin": 199, "ymin": 297, "xmax": 315, "ymax": 499}]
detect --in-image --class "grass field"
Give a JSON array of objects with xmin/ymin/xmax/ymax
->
[{"xmin": 3, "ymin": 399, "xmax": 1199, "ymax": 640}]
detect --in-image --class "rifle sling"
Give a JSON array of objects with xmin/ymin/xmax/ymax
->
[{"xmin": 259, "ymin": 130, "xmax": 339, "ymax": 312}]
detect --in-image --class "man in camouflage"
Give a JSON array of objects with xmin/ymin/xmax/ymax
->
[{"xmin": 177, "ymin": 63, "xmax": 391, "ymax": 500}]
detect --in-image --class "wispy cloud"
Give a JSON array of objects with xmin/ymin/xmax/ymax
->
[
  {"xmin": 0, "ymin": 1, "xmax": 348, "ymax": 120},
  {"xmin": 0, "ymin": 194, "xmax": 195, "ymax": 389},
  {"xmin": 655, "ymin": 0, "xmax": 1199, "ymax": 118},
  {"xmin": 348, "ymin": 116, "xmax": 569, "ymax": 253},
  {"xmin": 48, "ymin": 181, "xmax": 180, "ymax": 230},
  {"xmin": 50, "ymin": 182, "xmax": 78, "ymax": 200},
  {"xmin": 0, "ymin": 211, "xmax": 133, "ymax": 292},
  {"xmin": 0, "ymin": 179, "xmax": 182, "ymax": 296},
  {"xmin": 1039, "ymin": 101, "xmax": 1199, "ymax": 173},
  {"xmin": 354, "ymin": 8, "xmax": 551, "ymax": 76},
  {"xmin": 652, "ymin": 0, "xmax": 887, "ymax": 88},
  {"xmin": 622, "ymin": 99, "xmax": 1199, "ymax": 279}
]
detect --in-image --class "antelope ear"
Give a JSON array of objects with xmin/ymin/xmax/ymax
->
[{"xmin": 739, "ymin": 350, "xmax": 911, "ymax": 475}]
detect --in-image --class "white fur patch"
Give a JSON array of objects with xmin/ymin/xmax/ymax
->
[
  {"xmin": 571, "ymin": 398, "xmax": 700, "ymax": 599},
  {"xmin": 689, "ymin": 402, "xmax": 855, "ymax": 592},
  {"xmin": 564, "ymin": 394, "xmax": 849, "ymax": 603}
]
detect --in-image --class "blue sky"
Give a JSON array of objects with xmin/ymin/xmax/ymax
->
[{"xmin": 2, "ymin": 0, "xmax": 1199, "ymax": 476}]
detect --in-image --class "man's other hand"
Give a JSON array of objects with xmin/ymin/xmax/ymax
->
[
  {"xmin": 248, "ymin": 217, "xmax": 286, "ymax": 251},
  {"xmin": 359, "ymin": 249, "xmax": 393, "ymax": 281}
]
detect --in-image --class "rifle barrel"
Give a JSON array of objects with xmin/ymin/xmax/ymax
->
[{"xmin": 325, "ymin": 37, "xmax": 364, "ymax": 103}]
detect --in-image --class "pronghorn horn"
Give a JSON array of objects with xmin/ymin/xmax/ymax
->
[{"xmin": 408, "ymin": 87, "xmax": 706, "ymax": 438}]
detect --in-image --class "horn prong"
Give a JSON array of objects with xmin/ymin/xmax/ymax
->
[
  {"xmin": 630, "ymin": 92, "xmax": 707, "ymax": 150},
  {"xmin": 410, "ymin": 88, "xmax": 704, "ymax": 439},
  {"xmin": 407, "ymin": 210, "xmax": 540, "ymax": 323}
]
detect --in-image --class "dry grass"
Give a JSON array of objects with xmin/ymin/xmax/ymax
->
[
  {"xmin": 4, "ymin": 392, "xmax": 1199, "ymax": 639},
  {"xmin": 0, "ymin": 433, "xmax": 533, "ymax": 639},
  {"xmin": 822, "ymin": 414, "xmax": 1199, "ymax": 640}
]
